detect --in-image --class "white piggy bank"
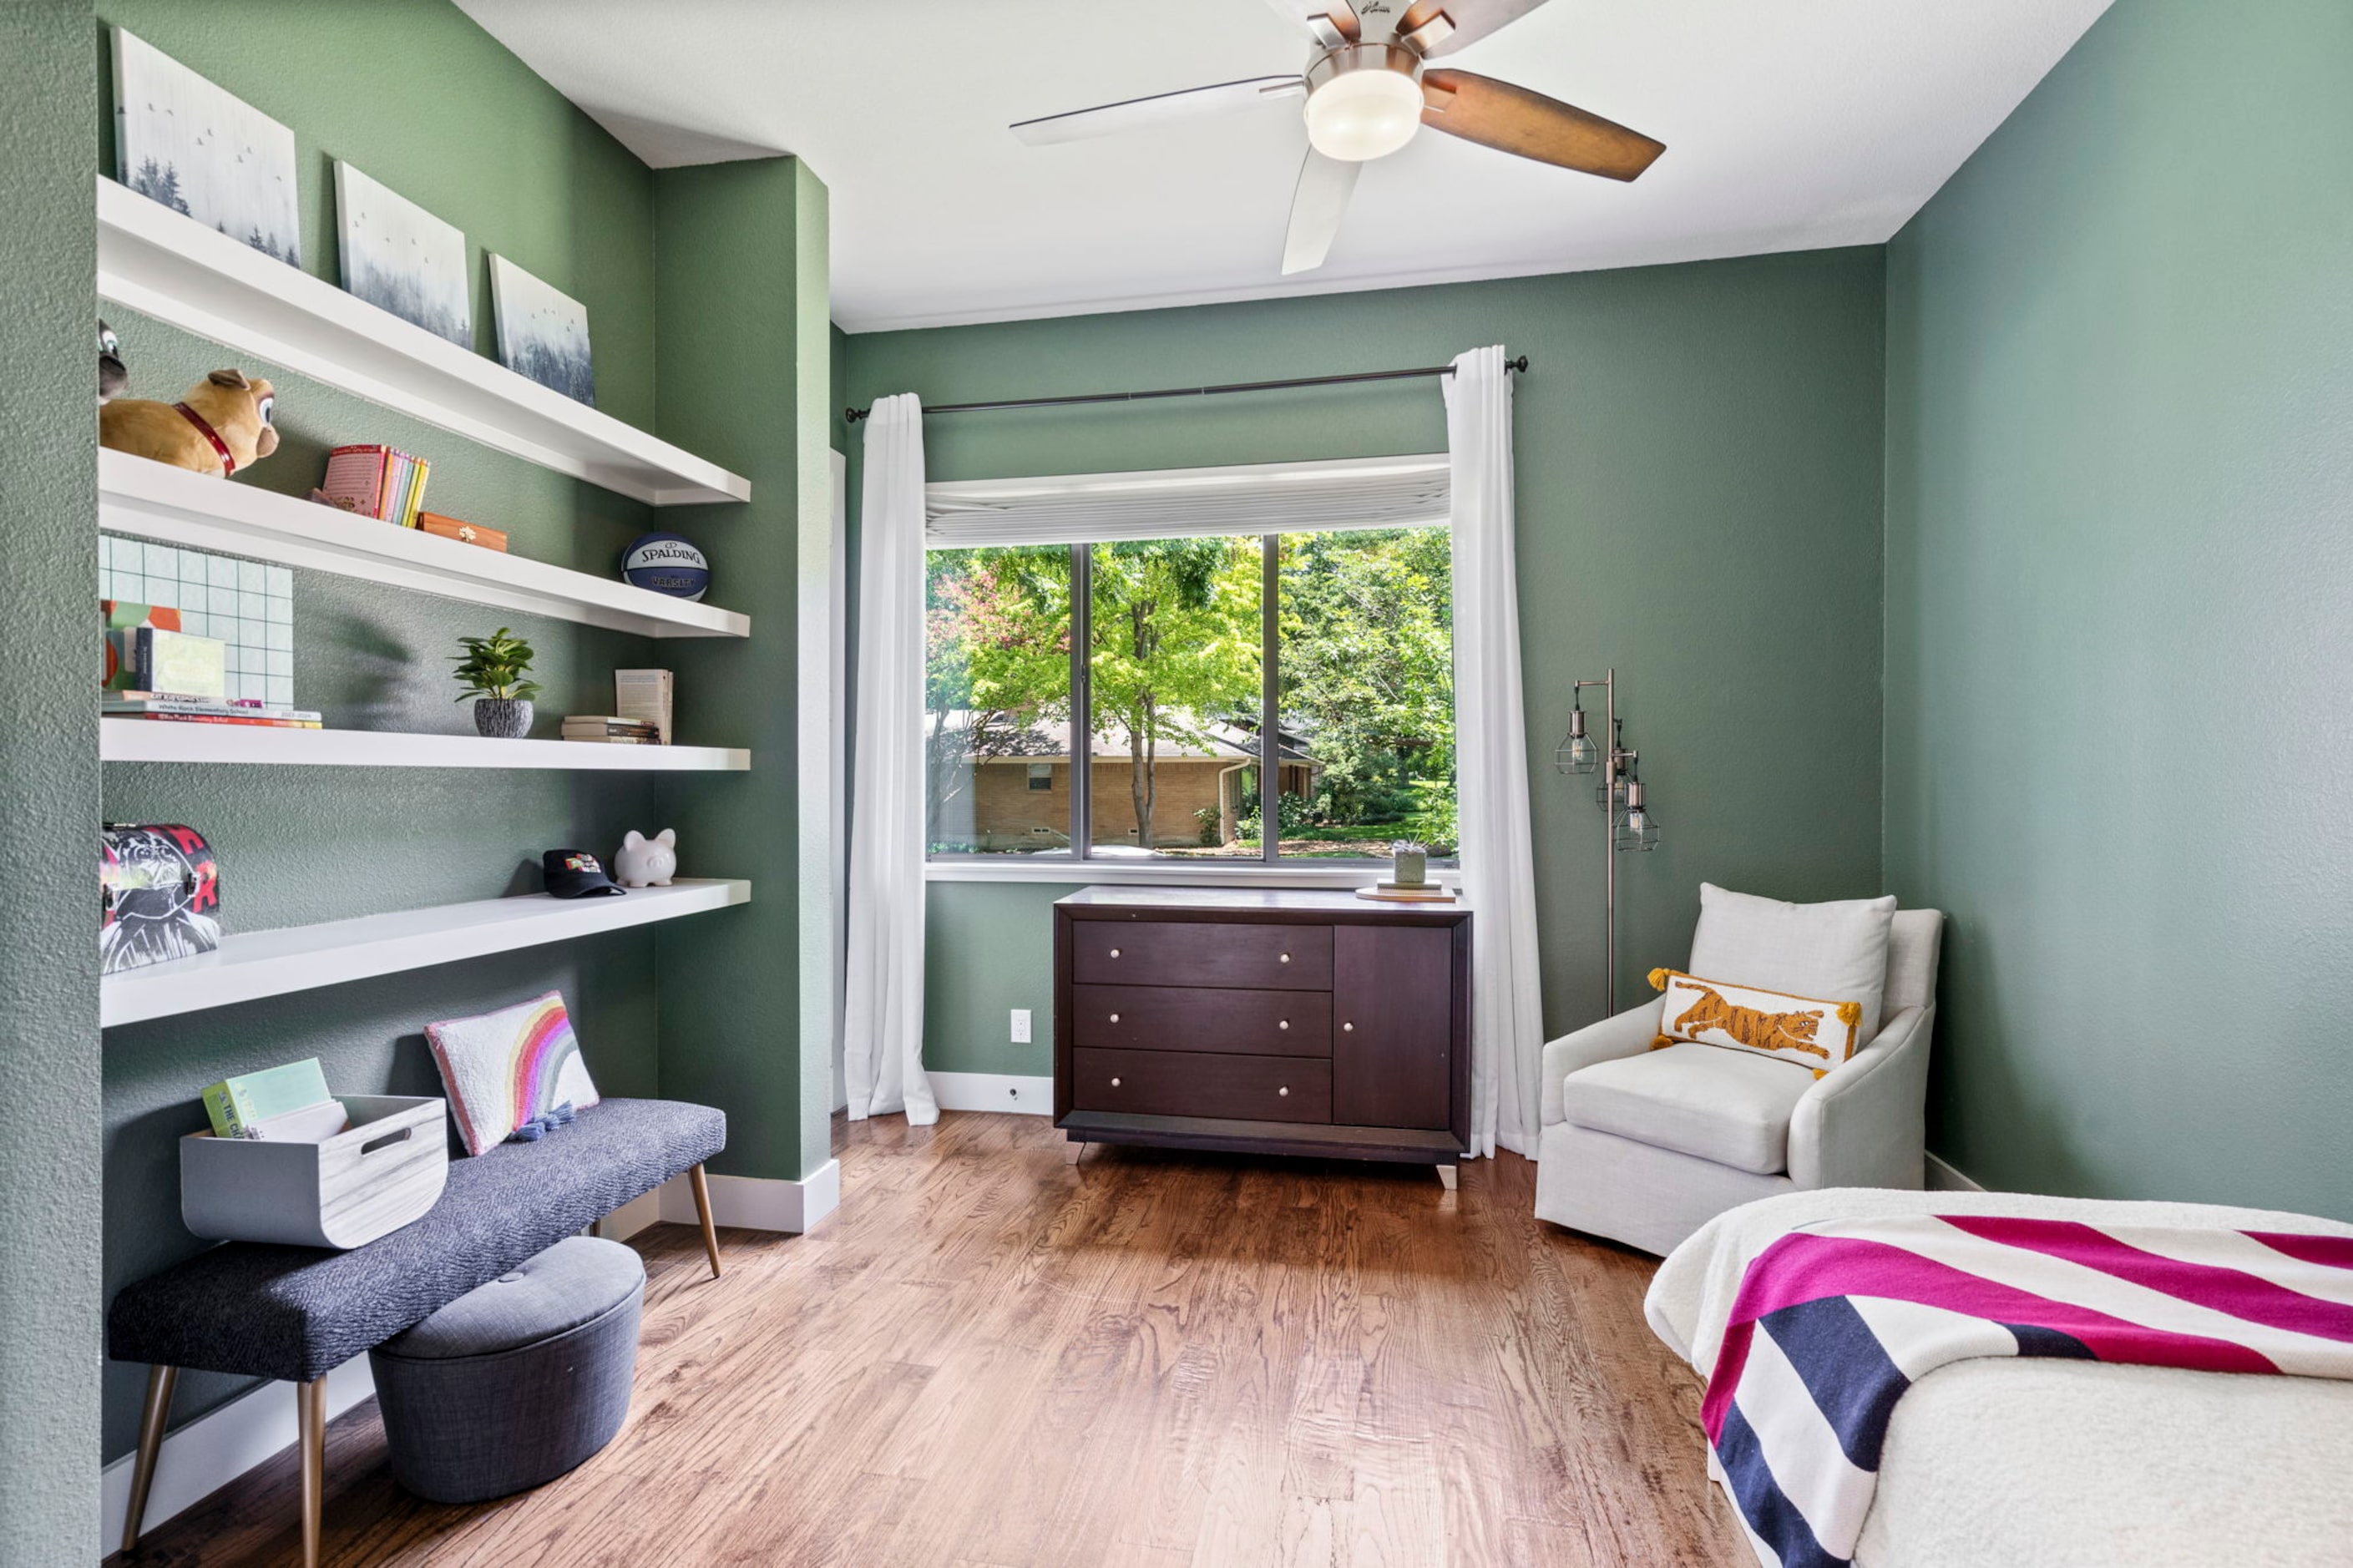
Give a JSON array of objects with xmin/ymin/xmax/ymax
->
[{"xmin": 615, "ymin": 828, "xmax": 677, "ymax": 888}]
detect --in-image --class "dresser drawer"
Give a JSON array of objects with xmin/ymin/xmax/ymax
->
[
  {"xmin": 1072, "ymin": 1048, "xmax": 1332, "ymax": 1123},
  {"xmin": 1070, "ymin": 921, "xmax": 1332, "ymax": 990},
  {"xmin": 1072, "ymin": 984, "xmax": 1330, "ymax": 1057}
]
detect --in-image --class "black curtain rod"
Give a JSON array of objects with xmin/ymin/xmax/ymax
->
[{"xmin": 843, "ymin": 354, "xmax": 1527, "ymax": 423}]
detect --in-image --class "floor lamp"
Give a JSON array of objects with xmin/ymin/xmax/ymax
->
[{"xmin": 1556, "ymin": 670, "xmax": 1661, "ymax": 1014}]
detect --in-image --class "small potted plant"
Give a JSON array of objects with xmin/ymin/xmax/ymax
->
[{"xmin": 452, "ymin": 627, "xmax": 542, "ymax": 738}]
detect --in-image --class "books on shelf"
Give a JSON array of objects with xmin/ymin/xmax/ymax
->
[
  {"xmin": 614, "ymin": 668, "xmax": 672, "ymax": 745},
  {"xmin": 103, "ymin": 603, "xmax": 229, "ymax": 702},
  {"xmin": 106, "ymin": 692, "xmax": 323, "ymax": 729},
  {"xmin": 318, "ymin": 443, "xmax": 431, "ymax": 527},
  {"xmin": 562, "ymin": 715, "xmax": 660, "ymax": 744}
]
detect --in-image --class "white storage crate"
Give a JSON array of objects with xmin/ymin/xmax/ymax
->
[{"xmin": 181, "ymin": 1095, "xmax": 448, "ymax": 1249}]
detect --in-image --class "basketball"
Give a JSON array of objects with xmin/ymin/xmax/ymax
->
[{"xmin": 621, "ymin": 533, "xmax": 710, "ymax": 600}]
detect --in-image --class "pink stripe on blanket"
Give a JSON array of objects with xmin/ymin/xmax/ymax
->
[
  {"xmin": 1941, "ymin": 1216, "xmax": 2353, "ymax": 1343},
  {"xmin": 2249, "ymin": 1232, "xmax": 2353, "ymax": 1272},
  {"xmin": 1699, "ymin": 1232, "xmax": 2278, "ymax": 1444}
]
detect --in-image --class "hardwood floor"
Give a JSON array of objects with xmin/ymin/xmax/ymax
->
[{"xmin": 114, "ymin": 1114, "xmax": 1747, "ymax": 1566}]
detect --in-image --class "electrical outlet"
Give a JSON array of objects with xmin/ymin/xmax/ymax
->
[{"xmin": 1010, "ymin": 1008, "xmax": 1032, "ymax": 1043}]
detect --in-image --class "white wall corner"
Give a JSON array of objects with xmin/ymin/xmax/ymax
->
[
  {"xmin": 1925, "ymin": 1151, "xmax": 1986, "ymax": 1191},
  {"xmin": 655, "ymin": 1161, "xmax": 840, "ymax": 1233},
  {"xmin": 927, "ymin": 1071, "xmax": 1055, "ymax": 1116},
  {"xmin": 101, "ymin": 1352, "xmax": 374, "ymax": 1558}
]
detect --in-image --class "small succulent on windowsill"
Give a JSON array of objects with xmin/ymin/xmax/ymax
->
[{"xmin": 453, "ymin": 627, "xmax": 543, "ymax": 739}]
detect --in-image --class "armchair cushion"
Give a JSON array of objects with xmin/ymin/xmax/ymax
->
[
  {"xmin": 1689, "ymin": 883, "xmax": 1898, "ymax": 1044},
  {"xmin": 1557, "ymin": 1042, "xmax": 1812, "ymax": 1176}
]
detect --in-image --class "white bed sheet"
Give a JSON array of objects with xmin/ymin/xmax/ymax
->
[{"xmin": 1646, "ymin": 1187, "xmax": 2353, "ymax": 1567}]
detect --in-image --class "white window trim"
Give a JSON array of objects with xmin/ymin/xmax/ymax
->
[
  {"xmin": 923, "ymin": 453, "xmax": 1455, "ymax": 884},
  {"xmin": 924, "ymin": 857, "xmax": 1461, "ymax": 889}
]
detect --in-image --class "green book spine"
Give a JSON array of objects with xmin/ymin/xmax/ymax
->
[{"xmin": 200, "ymin": 1058, "xmax": 331, "ymax": 1141}]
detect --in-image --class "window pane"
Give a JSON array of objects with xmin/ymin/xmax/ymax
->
[
  {"xmin": 1085, "ymin": 536, "xmax": 1264, "ymax": 858},
  {"xmin": 1275, "ymin": 528, "xmax": 1456, "ymax": 862},
  {"xmin": 925, "ymin": 545, "xmax": 1074, "ymax": 856}
]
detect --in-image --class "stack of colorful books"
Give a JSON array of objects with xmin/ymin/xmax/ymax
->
[
  {"xmin": 105, "ymin": 692, "xmax": 323, "ymax": 729},
  {"xmin": 104, "ymin": 600, "xmax": 226, "ymax": 701},
  {"xmin": 561, "ymin": 715, "xmax": 661, "ymax": 745},
  {"xmin": 317, "ymin": 443, "xmax": 432, "ymax": 527}
]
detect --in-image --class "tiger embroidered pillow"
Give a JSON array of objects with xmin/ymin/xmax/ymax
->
[
  {"xmin": 425, "ymin": 990, "xmax": 601, "ymax": 1156},
  {"xmin": 1647, "ymin": 968, "xmax": 1865, "ymax": 1078}
]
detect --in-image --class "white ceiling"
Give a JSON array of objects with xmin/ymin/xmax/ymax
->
[{"xmin": 455, "ymin": 0, "xmax": 2111, "ymax": 333}]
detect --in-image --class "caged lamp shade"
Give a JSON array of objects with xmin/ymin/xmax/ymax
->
[
  {"xmin": 1555, "ymin": 704, "xmax": 1600, "ymax": 775},
  {"xmin": 1612, "ymin": 778, "xmax": 1661, "ymax": 852}
]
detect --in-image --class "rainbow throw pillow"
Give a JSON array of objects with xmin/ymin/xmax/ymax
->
[{"xmin": 425, "ymin": 989, "xmax": 602, "ymax": 1156}]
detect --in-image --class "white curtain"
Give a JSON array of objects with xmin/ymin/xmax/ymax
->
[
  {"xmin": 1447, "ymin": 346, "xmax": 1546, "ymax": 1159},
  {"xmin": 843, "ymin": 394, "xmax": 938, "ymax": 1125}
]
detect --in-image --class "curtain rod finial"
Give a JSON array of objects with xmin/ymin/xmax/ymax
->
[{"xmin": 846, "ymin": 406, "xmax": 869, "ymax": 423}]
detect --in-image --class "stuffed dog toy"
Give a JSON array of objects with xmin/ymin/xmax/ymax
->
[
  {"xmin": 99, "ymin": 369, "xmax": 279, "ymax": 477},
  {"xmin": 99, "ymin": 320, "xmax": 127, "ymax": 403}
]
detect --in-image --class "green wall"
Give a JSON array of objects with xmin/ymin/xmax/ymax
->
[
  {"xmin": 0, "ymin": 3, "xmax": 102, "ymax": 1553},
  {"xmin": 1885, "ymin": 0, "xmax": 2353, "ymax": 1216},
  {"xmin": 653, "ymin": 155, "xmax": 834, "ymax": 1185},
  {"xmin": 847, "ymin": 249, "xmax": 1890, "ymax": 1077}
]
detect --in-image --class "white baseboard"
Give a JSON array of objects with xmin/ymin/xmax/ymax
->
[
  {"xmin": 928, "ymin": 1071, "xmax": 1054, "ymax": 1115},
  {"xmin": 599, "ymin": 1186, "xmax": 666, "ymax": 1242},
  {"xmin": 101, "ymin": 1352, "xmax": 373, "ymax": 1558},
  {"xmin": 605, "ymin": 1163, "xmax": 842, "ymax": 1240},
  {"xmin": 1925, "ymin": 1151, "xmax": 1986, "ymax": 1191}
]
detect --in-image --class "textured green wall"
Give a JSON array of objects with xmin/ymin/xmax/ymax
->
[
  {"xmin": 847, "ymin": 250, "xmax": 1890, "ymax": 1076},
  {"xmin": 1885, "ymin": 0, "xmax": 2353, "ymax": 1216},
  {"xmin": 654, "ymin": 157, "xmax": 833, "ymax": 1183},
  {"xmin": 90, "ymin": 0, "xmax": 683, "ymax": 1463},
  {"xmin": 0, "ymin": 3, "xmax": 102, "ymax": 1552}
]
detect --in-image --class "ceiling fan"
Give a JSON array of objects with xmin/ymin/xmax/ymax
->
[{"xmin": 1010, "ymin": 0, "xmax": 1665, "ymax": 276}]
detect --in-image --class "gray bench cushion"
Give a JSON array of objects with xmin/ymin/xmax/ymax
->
[{"xmin": 108, "ymin": 1098, "xmax": 723, "ymax": 1383}]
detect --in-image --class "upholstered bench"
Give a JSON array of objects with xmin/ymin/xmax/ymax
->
[{"xmin": 109, "ymin": 1097, "xmax": 726, "ymax": 1565}]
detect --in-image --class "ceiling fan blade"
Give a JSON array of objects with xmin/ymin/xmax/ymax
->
[
  {"xmin": 1419, "ymin": 69, "xmax": 1664, "ymax": 180},
  {"xmin": 1012, "ymin": 76, "xmax": 1305, "ymax": 146},
  {"xmin": 1281, "ymin": 149, "xmax": 1361, "ymax": 275},
  {"xmin": 1263, "ymin": 0, "xmax": 1360, "ymax": 48}
]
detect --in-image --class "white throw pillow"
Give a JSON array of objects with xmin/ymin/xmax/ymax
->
[
  {"xmin": 1648, "ymin": 969, "xmax": 1868, "ymax": 1077},
  {"xmin": 424, "ymin": 990, "xmax": 601, "ymax": 1156},
  {"xmin": 1686, "ymin": 883, "xmax": 1898, "ymax": 1048}
]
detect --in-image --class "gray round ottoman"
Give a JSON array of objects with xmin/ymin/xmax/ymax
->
[{"xmin": 369, "ymin": 1236, "xmax": 645, "ymax": 1504}]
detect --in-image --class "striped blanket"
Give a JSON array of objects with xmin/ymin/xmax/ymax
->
[{"xmin": 1703, "ymin": 1214, "xmax": 2353, "ymax": 1568}]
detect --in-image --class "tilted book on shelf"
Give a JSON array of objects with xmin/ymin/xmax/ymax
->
[{"xmin": 613, "ymin": 669, "xmax": 673, "ymax": 745}]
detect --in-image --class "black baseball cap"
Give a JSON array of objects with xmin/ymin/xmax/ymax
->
[{"xmin": 543, "ymin": 848, "xmax": 625, "ymax": 898}]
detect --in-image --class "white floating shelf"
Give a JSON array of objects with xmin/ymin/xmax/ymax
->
[
  {"xmin": 99, "ymin": 450, "xmax": 749, "ymax": 640},
  {"xmin": 102, "ymin": 717, "xmax": 749, "ymax": 771},
  {"xmin": 97, "ymin": 176, "xmax": 748, "ymax": 508},
  {"xmin": 102, "ymin": 878, "xmax": 750, "ymax": 1027}
]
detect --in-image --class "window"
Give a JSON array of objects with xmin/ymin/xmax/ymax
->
[{"xmin": 923, "ymin": 458, "xmax": 1456, "ymax": 867}]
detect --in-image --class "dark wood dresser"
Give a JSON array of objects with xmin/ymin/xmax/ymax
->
[{"xmin": 1054, "ymin": 887, "xmax": 1472, "ymax": 1183}]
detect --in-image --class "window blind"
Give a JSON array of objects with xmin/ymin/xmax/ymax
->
[{"xmin": 923, "ymin": 453, "xmax": 1450, "ymax": 548}]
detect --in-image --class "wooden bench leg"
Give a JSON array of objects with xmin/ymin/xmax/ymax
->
[
  {"xmin": 297, "ymin": 1373, "xmax": 326, "ymax": 1568},
  {"xmin": 122, "ymin": 1363, "xmax": 177, "ymax": 1552},
  {"xmin": 688, "ymin": 1163, "xmax": 723, "ymax": 1280}
]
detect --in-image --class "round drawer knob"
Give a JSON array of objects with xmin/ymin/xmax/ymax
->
[
  {"xmin": 1109, "ymin": 1013, "xmax": 1121, "ymax": 1023},
  {"xmin": 1278, "ymin": 1085, "xmax": 1290, "ymax": 1096},
  {"xmin": 1343, "ymin": 1021, "xmax": 1355, "ymax": 1032},
  {"xmin": 1108, "ymin": 948, "xmax": 1121, "ymax": 958},
  {"xmin": 1110, "ymin": 1076, "xmax": 1121, "ymax": 1087},
  {"xmin": 1279, "ymin": 953, "xmax": 1291, "ymax": 963},
  {"xmin": 1278, "ymin": 1019, "xmax": 1290, "ymax": 1030}
]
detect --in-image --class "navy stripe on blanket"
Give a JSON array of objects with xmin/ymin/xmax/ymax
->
[
  {"xmin": 2002, "ymin": 1323, "xmax": 2098, "ymax": 1361},
  {"xmin": 1760, "ymin": 1296, "xmax": 1912, "ymax": 1472},
  {"xmin": 1716, "ymin": 1402, "xmax": 1845, "ymax": 1568}
]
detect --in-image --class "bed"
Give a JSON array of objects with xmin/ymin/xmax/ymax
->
[{"xmin": 1645, "ymin": 1186, "xmax": 2353, "ymax": 1566}]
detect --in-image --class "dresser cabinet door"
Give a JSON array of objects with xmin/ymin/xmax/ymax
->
[{"xmin": 1331, "ymin": 925, "xmax": 1455, "ymax": 1130}]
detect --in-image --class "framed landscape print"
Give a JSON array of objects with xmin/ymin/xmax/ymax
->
[
  {"xmin": 112, "ymin": 28, "xmax": 301, "ymax": 268},
  {"xmin": 488, "ymin": 255, "xmax": 595, "ymax": 405},
  {"xmin": 334, "ymin": 162, "xmax": 473, "ymax": 347}
]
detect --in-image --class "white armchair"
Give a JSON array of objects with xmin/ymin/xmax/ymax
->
[{"xmin": 1533, "ymin": 908, "xmax": 1945, "ymax": 1256}]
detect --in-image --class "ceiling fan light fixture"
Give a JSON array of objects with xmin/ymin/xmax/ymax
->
[{"xmin": 1303, "ymin": 43, "xmax": 1424, "ymax": 162}]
